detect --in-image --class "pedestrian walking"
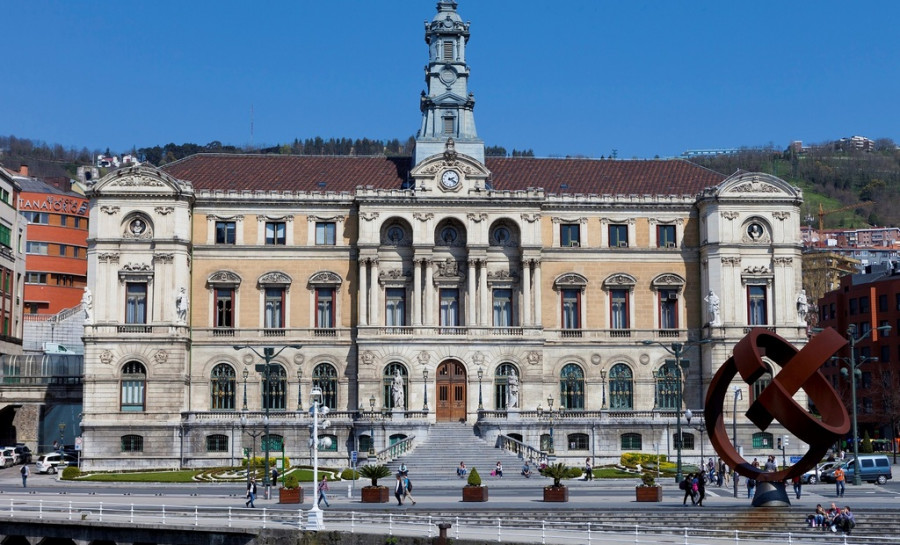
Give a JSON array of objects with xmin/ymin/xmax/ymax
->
[
  {"xmin": 271, "ymin": 467, "xmax": 279, "ymax": 486},
  {"xmin": 394, "ymin": 473, "xmax": 405, "ymax": 505},
  {"xmin": 402, "ymin": 474, "xmax": 416, "ymax": 505},
  {"xmin": 245, "ymin": 477, "xmax": 257, "ymax": 508},
  {"xmin": 20, "ymin": 463, "xmax": 29, "ymax": 487},
  {"xmin": 584, "ymin": 458, "xmax": 593, "ymax": 481},
  {"xmin": 696, "ymin": 473, "xmax": 706, "ymax": 506},
  {"xmin": 834, "ymin": 466, "xmax": 845, "ymax": 497},
  {"xmin": 747, "ymin": 476, "xmax": 756, "ymax": 498},
  {"xmin": 792, "ymin": 474, "xmax": 802, "ymax": 499},
  {"xmin": 317, "ymin": 475, "xmax": 330, "ymax": 507}
]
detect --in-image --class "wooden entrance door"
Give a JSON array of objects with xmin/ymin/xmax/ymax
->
[{"xmin": 436, "ymin": 361, "xmax": 467, "ymax": 422}]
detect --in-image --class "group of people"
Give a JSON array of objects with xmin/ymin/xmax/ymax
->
[
  {"xmin": 808, "ymin": 503, "xmax": 856, "ymax": 535},
  {"xmin": 394, "ymin": 463, "xmax": 415, "ymax": 505},
  {"xmin": 680, "ymin": 472, "xmax": 706, "ymax": 506}
]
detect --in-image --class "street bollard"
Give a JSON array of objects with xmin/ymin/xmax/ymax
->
[
  {"xmin": 436, "ymin": 522, "xmax": 452, "ymax": 545},
  {"xmin": 347, "ymin": 484, "xmax": 352, "ymax": 498}
]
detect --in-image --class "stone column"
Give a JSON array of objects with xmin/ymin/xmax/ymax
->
[
  {"xmin": 370, "ymin": 259, "xmax": 379, "ymax": 325},
  {"xmin": 467, "ymin": 259, "xmax": 476, "ymax": 326},
  {"xmin": 425, "ymin": 259, "xmax": 435, "ymax": 326},
  {"xmin": 413, "ymin": 258, "xmax": 423, "ymax": 326},
  {"xmin": 522, "ymin": 259, "xmax": 532, "ymax": 326},
  {"xmin": 533, "ymin": 260, "xmax": 542, "ymax": 326},
  {"xmin": 479, "ymin": 259, "xmax": 489, "ymax": 326},
  {"xmin": 358, "ymin": 258, "xmax": 368, "ymax": 326}
]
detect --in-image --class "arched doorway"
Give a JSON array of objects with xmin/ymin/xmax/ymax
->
[{"xmin": 436, "ymin": 360, "xmax": 467, "ymax": 422}]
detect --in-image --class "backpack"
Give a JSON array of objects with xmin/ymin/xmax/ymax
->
[
  {"xmin": 21, "ymin": 465, "xmax": 27, "ymax": 475},
  {"xmin": 678, "ymin": 479, "xmax": 689, "ymax": 491},
  {"xmin": 405, "ymin": 478, "xmax": 412, "ymax": 492}
]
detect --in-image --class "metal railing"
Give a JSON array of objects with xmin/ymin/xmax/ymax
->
[{"xmin": 376, "ymin": 435, "xmax": 416, "ymax": 464}]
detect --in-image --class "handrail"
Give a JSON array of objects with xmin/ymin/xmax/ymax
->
[
  {"xmin": 497, "ymin": 434, "xmax": 545, "ymax": 463},
  {"xmin": 376, "ymin": 435, "xmax": 416, "ymax": 464}
]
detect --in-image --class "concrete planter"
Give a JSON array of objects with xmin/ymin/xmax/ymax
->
[
  {"xmin": 361, "ymin": 486, "xmax": 390, "ymax": 503},
  {"xmin": 462, "ymin": 485, "xmax": 488, "ymax": 502},
  {"xmin": 278, "ymin": 487, "xmax": 303, "ymax": 504},
  {"xmin": 635, "ymin": 486, "xmax": 663, "ymax": 502},
  {"xmin": 542, "ymin": 486, "xmax": 568, "ymax": 502}
]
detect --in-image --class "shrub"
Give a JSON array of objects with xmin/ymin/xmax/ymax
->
[
  {"xmin": 359, "ymin": 464, "xmax": 391, "ymax": 487},
  {"xmin": 62, "ymin": 466, "xmax": 81, "ymax": 480},
  {"xmin": 341, "ymin": 468, "xmax": 360, "ymax": 480},
  {"xmin": 566, "ymin": 467, "xmax": 583, "ymax": 479},
  {"xmin": 640, "ymin": 473, "xmax": 657, "ymax": 487},
  {"xmin": 283, "ymin": 473, "xmax": 299, "ymax": 489},
  {"xmin": 861, "ymin": 431, "xmax": 874, "ymax": 454},
  {"xmin": 467, "ymin": 467, "xmax": 482, "ymax": 487}
]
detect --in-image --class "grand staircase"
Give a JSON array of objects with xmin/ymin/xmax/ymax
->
[{"xmin": 385, "ymin": 422, "xmax": 526, "ymax": 480}]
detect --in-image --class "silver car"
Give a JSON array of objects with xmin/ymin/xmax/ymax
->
[
  {"xmin": 34, "ymin": 453, "xmax": 75, "ymax": 474},
  {"xmin": 802, "ymin": 461, "xmax": 839, "ymax": 484}
]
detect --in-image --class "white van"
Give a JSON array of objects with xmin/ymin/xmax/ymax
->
[{"xmin": 34, "ymin": 453, "xmax": 75, "ymax": 474}]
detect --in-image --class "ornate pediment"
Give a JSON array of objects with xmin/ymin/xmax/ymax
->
[
  {"xmin": 208, "ymin": 271, "xmax": 242, "ymax": 287},
  {"xmin": 308, "ymin": 271, "xmax": 342, "ymax": 286},
  {"xmin": 554, "ymin": 273, "xmax": 588, "ymax": 287},
  {"xmin": 603, "ymin": 273, "xmax": 637, "ymax": 287},
  {"xmin": 258, "ymin": 271, "xmax": 293, "ymax": 286}
]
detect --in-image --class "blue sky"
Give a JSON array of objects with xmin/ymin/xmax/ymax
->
[{"xmin": 4, "ymin": 1, "xmax": 898, "ymax": 159}]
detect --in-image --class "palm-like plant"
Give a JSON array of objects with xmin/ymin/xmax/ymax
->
[
  {"xmin": 540, "ymin": 462, "xmax": 570, "ymax": 488},
  {"xmin": 359, "ymin": 464, "xmax": 392, "ymax": 487}
]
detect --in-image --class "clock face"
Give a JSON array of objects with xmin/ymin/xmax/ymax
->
[{"xmin": 441, "ymin": 170, "xmax": 460, "ymax": 188}]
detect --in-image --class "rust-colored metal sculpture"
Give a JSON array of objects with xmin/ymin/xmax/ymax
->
[{"xmin": 705, "ymin": 328, "xmax": 850, "ymax": 483}]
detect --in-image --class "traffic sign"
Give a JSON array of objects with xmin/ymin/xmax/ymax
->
[{"xmin": 351, "ymin": 451, "xmax": 358, "ymax": 463}]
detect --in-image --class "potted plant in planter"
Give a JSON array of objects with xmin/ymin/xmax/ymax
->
[
  {"xmin": 462, "ymin": 467, "xmax": 488, "ymax": 502},
  {"xmin": 540, "ymin": 462, "xmax": 570, "ymax": 502},
  {"xmin": 278, "ymin": 473, "xmax": 303, "ymax": 504},
  {"xmin": 359, "ymin": 464, "xmax": 392, "ymax": 503},
  {"xmin": 635, "ymin": 472, "xmax": 663, "ymax": 502}
]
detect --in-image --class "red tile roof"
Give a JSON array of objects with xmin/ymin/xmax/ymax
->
[{"xmin": 161, "ymin": 154, "xmax": 725, "ymax": 195}]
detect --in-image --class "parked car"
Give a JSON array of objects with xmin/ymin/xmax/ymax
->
[
  {"xmin": 14, "ymin": 445, "xmax": 32, "ymax": 464},
  {"xmin": 34, "ymin": 453, "xmax": 76, "ymax": 474},
  {"xmin": 0, "ymin": 448, "xmax": 18, "ymax": 467},
  {"xmin": 802, "ymin": 461, "xmax": 840, "ymax": 484},
  {"xmin": 821, "ymin": 455, "xmax": 893, "ymax": 485},
  {"xmin": 0, "ymin": 450, "xmax": 10, "ymax": 468}
]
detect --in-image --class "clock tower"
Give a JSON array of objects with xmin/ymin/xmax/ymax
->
[{"xmin": 414, "ymin": 0, "xmax": 484, "ymax": 166}]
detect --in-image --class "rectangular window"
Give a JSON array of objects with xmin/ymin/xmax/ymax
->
[
  {"xmin": 442, "ymin": 117, "xmax": 454, "ymax": 134},
  {"xmin": 879, "ymin": 294, "xmax": 888, "ymax": 312},
  {"xmin": 265, "ymin": 222, "xmax": 286, "ymax": 245},
  {"xmin": 126, "ymin": 283, "xmax": 148, "ymax": 324},
  {"xmin": 439, "ymin": 289, "xmax": 460, "ymax": 327},
  {"xmin": 121, "ymin": 435, "xmax": 144, "ymax": 452},
  {"xmin": 264, "ymin": 288, "xmax": 284, "ymax": 329},
  {"xmin": 385, "ymin": 288, "xmax": 406, "ymax": 327},
  {"xmin": 60, "ymin": 215, "xmax": 68, "ymax": 227},
  {"xmin": 215, "ymin": 288, "xmax": 234, "ymax": 328},
  {"xmin": 861, "ymin": 371, "xmax": 872, "ymax": 389},
  {"xmin": 492, "ymin": 288, "xmax": 513, "ymax": 327},
  {"xmin": 316, "ymin": 288, "xmax": 334, "ymax": 328},
  {"xmin": 73, "ymin": 247, "xmax": 82, "ymax": 258},
  {"xmin": 443, "ymin": 40, "xmax": 453, "ymax": 60},
  {"xmin": 609, "ymin": 224, "xmax": 628, "ymax": 247},
  {"xmin": 880, "ymin": 320, "xmax": 891, "ymax": 337},
  {"xmin": 562, "ymin": 289, "xmax": 580, "ymax": 329},
  {"xmin": 860, "ymin": 296, "xmax": 870, "ymax": 313},
  {"xmin": 74, "ymin": 217, "xmax": 84, "ymax": 229},
  {"xmin": 849, "ymin": 298, "xmax": 858, "ymax": 315},
  {"xmin": 315, "ymin": 222, "xmax": 336, "ymax": 245},
  {"xmin": 658, "ymin": 225, "xmax": 676, "ymax": 247},
  {"xmin": 26, "ymin": 272, "xmax": 47, "ymax": 284},
  {"xmin": 560, "ymin": 223, "xmax": 580, "ymax": 247},
  {"xmin": 58, "ymin": 244, "xmax": 67, "ymax": 257},
  {"xmin": 206, "ymin": 435, "xmax": 228, "ymax": 453},
  {"xmin": 659, "ymin": 289, "xmax": 678, "ymax": 329},
  {"xmin": 25, "ymin": 242, "xmax": 48, "ymax": 255},
  {"xmin": 0, "ymin": 188, "xmax": 9, "ymax": 205},
  {"xmin": 748, "ymin": 285, "xmax": 767, "ymax": 325},
  {"xmin": 610, "ymin": 289, "xmax": 629, "ymax": 329},
  {"xmin": 215, "ymin": 221, "xmax": 236, "ymax": 244},
  {"xmin": 22, "ymin": 212, "xmax": 49, "ymax": 224},
  {"xmin": 0, "ymin": 225, "xmax": 10, "ymax": 248}
]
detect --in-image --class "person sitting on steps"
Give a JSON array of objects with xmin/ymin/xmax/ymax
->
[
  {"xmin": 457, "ymin": 461, "xmax": 467, "ymax": 478},
  {"xmin": 521, "ymin": 462, "xmax": 532, "ymax": 478}
]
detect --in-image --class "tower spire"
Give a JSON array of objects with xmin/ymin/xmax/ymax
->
[{"xmin": 414, "ymin": 1, "xmax": 484, "ymax": 166}]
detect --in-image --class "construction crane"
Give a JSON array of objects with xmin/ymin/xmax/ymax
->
[{"xmin": 817, "ymin": 201, "xmax": 874, "ymax": 235}]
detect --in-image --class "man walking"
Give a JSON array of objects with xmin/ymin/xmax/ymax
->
[
  {"xmin": 317, "ymin": 475, "xmax": 330, "ymax": 507},
  {"xmin": 21, "ymin": 463, "xmax": 29, "ymax": 487},
  {"xmin": 394, "ymin": 473, "xmax": 405, "ymax": 505},
  {"xmin": 245, "ymin": 477, "xmax": 257, "ymax": 508}
]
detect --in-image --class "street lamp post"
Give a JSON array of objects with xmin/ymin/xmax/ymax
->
[
  {"xmin": 732, "ymin": 386, "xmax": 742, "ymax": 498},
  {"xmin": 547, "ymin": 395, "xmax": 555, "ymax": 454},
  {"xmin": 233, "ymin": 344, "xmax": 302, "ymax": 494},
  {"xmin": 839, "ymin": 324, "xmax": 891, "ymax": 486},
  {"xmin": 423, "ymin": 369, "xmax": 429, "ymax": 411},
  {"xmin": 58, "ymin": 423, "xmax": 65, "ymax": 449},
  {"xmin": 368, "ymin": 396, "xmax": 376, "ymax": 455},
  {"xmin": 684, "ymin": 409, "xmax": 706, "ymax": 477},
  {"xmin": 477, "ymin": 367, "xmax": 484, "ymax": 411},
  {"xmin": 240, "ymin": 411, "xmax": 264, "ymax": 489},
  {"xmin": 642, "ymin": 339, "xmax": 711, "ymax": 483}
]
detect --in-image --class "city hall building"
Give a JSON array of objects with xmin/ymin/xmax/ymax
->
[{"xmin": 81, "ymin": 1, "xmax": 808, "ymax": 470}]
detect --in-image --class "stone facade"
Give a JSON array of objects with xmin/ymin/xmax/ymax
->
[{"xmin": 80, "ymin": 2, "xmax": 808, "ymax": 470}]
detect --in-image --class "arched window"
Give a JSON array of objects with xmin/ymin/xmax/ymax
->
[
  {"xmin": 621, "ymin": 433, "xmax": 642, "ymax": 450},
  {"xmin": 752, "ymin": 364, "xmax": 773, "ymax": 402},
  {"xmin": 382, "ymin": 363, "xmax": 408, "ymax": 409},
  {"xmin": 675, "ymin": 432, "xmax": 695, "ymax": 450},
  {"xmin": 493, "ymin": 363, "xmax": 518, "ymax": 410},
  {"xmin": 608, "ymin": 363, "xmax": 633, "ymax": 409},
  {"xmin": 655, "ymin": 361, "xmax": 681, "ymax": 409},
  {"xmin": 389, "ymin": 433, "xmax": 408, "ymax": 446},
  {"xmin": 567, "ymin": 433, "xmax": 589, "ymax": 450},
  {"xmin": 121, "ymin": 361, "xmax": 146, "ymax": 412},
  {"xmin": 313, "ymin": 363, "xmax": 338, "ymax": 409},
  {"xmin": 262, "ymin": 365, "xmax": 286, "ymax": 410},
  {"xmin": 210, "ymin": 363, "xmax": 236, "ymax": 410},
  {"xmin": 540, "ymin": 433, "xmax": 552, "ymax": 452},
  {"xmin": 359, "ymin": 434, "xmax": 373, "ymax": 453},
  {"xmin": 121, "ymin": 435, "xmax": 143, "ymax": 452},
  {"xmin": 752, "ymin": 432, "xmax": 774, "ymax": 449},
  {"xmin": 319, "ymin": 434, "xmax": 338, "ymax": 452},
  {"xmin": 559, "ymin": 364, "xmax": 585, "ymax": 409},
  {"xmin": 206, "ymin": 434, "xmax": 228, "ymax": 452},
  {"xmin": 264, "ymin": 433, "xmax": 284, "ymax": 452}
]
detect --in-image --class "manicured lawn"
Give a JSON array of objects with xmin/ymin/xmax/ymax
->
[
  {"xmin": 594, "ymin": 468, "xmax": 639, "ymax": 479},
  {"xmin": 76, "ymin": 467, "xmax": 334, "ymax": 483}
]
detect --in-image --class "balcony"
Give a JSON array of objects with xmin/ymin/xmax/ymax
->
[
  {"xmin": 192, "ymin": 327, "xmax": 352, "ymax": 342},
  {"xmin": 357, "ymin": 326, "xmax": 537, "ymax": 338}
]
